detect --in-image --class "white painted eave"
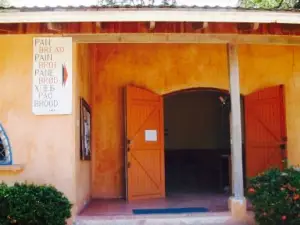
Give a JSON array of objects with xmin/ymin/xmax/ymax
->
[{"xmin": 1, "ymin": 8, "xmax": 300, "ymax": 24}]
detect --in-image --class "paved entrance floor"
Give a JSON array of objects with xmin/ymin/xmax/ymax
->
[
  {"xmin": 80, "ymin": 193, "xmax": 230, "ymax": 216},
  {"xmin": 76, "ymin": 193, "xmax": 255, "ymax": 225}
]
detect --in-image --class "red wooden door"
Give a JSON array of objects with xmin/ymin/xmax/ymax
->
[
  {"xmin": 245, "ymin": 85, "xmax": 287, "ymax": 178},
  {"xmin": 125, "ymin": 85, "xmax": 165, "ymax": 201}
]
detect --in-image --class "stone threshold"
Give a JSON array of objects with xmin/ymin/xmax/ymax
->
[{"xmin": 75, "ymin": 212, "xmax": 255, "ymax": 225}]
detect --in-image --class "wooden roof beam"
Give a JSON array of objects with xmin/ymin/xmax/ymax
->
[
  {"xmin": 70, "ymin": 33, "xmax": 300, "ymax": 46},
  {"xmin": 191, "ymin": 22, "xmax": 208, "ymax": 31}
]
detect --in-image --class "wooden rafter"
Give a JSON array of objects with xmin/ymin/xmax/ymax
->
[
  {"xmin": 95, "ymin": 22, "xmax": 102, "ymax": 31},
  {"xmin": 149, "ymin": 21, "xmax": 155, "ymax": 30},
  {"xmin": 46, "ymin": 23, "xmax": 63, "ymax": 33},
  {"xmin": 191, "ymin": 22, "xmax": 208, "ymax": 31}
]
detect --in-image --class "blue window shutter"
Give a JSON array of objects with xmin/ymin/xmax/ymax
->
[{"xmin": 0, "ymin": 124, "xmax": 13, "ymax": 165}]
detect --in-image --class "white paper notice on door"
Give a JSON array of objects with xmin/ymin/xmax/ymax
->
[{"xmin": 145, "ymin": 130, "xmax": 157, "ymax": 142}]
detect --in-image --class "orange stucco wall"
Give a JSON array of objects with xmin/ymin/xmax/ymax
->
[
  {"xmin": 91, "ymin": 43, "xmax": 300, "ymax": 198},
  {"xmin": 91, "ymin": 44, "xmax": 229, "ymax": 198},
  {"xmin": 0, "ymin": 35, "xmax": 91, "ymax": 220},
  {"xmin": 75, "ymin": 44, "xmax": 92, "ymax": 213}
]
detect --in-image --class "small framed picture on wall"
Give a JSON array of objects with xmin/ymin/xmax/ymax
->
[{"xmin": 80, "ymin": 98, "xmax": 91, "ymax": 160}]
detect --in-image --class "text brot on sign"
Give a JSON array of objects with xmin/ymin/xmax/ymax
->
[{"xmin": 32, "ymin": 37, "xmax": 72, "ymax": 115}]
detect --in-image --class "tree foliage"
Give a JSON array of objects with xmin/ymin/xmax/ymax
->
[
  {"xmin": 0, "ymin": 0, "xmax": 9, "ymax": 7},
  {"xmin": 247, "ymin": 167, "xmax": 300, "ymax": 225},
  {"xmin": 97, "ymin": 0, "xmax": 177, "ymax": 6},
  {"xmin": 240, "ymin": 0, "xmax": 299, "ymax": 9}
]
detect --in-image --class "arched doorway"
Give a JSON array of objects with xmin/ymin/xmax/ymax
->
[{"xmin": 163, "ymin": 88, "xmax": 235, "ymax": 196}]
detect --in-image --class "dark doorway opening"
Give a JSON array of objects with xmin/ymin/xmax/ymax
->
[{"xmin": 163, "ymin": 88, "xmax": 241, "ymax": 196}]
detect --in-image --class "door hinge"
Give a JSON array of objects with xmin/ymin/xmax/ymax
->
[
  {"xmin": 280, "ymin": 143, "xmax": 286, "ymax": 150},
  {"xmin": 128, "ymin": 162, "xmax": 131, "ymax": 168},
  {"xmin": 127, "ymin": 139, "xmax": 131, "ymax": 152}
]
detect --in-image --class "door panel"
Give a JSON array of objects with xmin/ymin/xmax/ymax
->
[
  {"xmin": 245, "ymin": 85, "xmax": 287, "ymax": 178},
  {"xmin": 125, "ymin": 85, "xmax": 165, "ymax": 201}
]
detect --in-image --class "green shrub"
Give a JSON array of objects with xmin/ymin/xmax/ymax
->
[
  {"xmin": 0, "ymin": 182, "xmax": 72, "ymax": 225},
  {"xmin": 246, "ymin": 167, "xmax": 300, "ymax": 225}
]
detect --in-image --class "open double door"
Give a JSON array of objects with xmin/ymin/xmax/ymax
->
[{"xmin": 125, "ymin": 84, "xmax": 287, "ymax": 201}]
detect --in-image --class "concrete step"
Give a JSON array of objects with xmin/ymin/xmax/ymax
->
[{"xmin": 75, "ymin": 212, "xmax": 255, "ymax": 225}]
